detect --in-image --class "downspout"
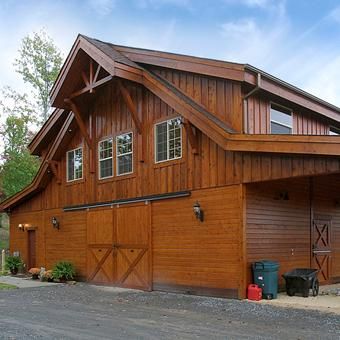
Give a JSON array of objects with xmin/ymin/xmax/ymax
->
[{"xmin": 243, "ymin": 73, "xmax": 261, "ymax": 133}]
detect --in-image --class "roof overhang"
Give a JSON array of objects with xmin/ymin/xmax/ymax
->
[
  {"xmin": 0, "ymin": 113, "xmax": 75, "ymax": 212},
  {"xmin": 28, "ymin": 108, "xmax": 68, "ymax": 156},
  {"xmin": 113, "ymin": 42, "xmax": 340, "ymax": 124},
  {"xmin": 4, "ymin": 34, "xmax": 340, "ymax": 212},
  {"xmin": 50, "ymin": 35, "xmax": 144, "ymax": 109}
]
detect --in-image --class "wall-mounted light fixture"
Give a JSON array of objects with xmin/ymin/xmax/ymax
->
[
  {"xmin": 193, "ymin": 201, "xmax": 204, "ymax": 222},
  {"xmin": 274, "ymin": 191, "xmax": 289, "ymax": 200},
  {"xmin": 17, "ymin": 224, "xmax": 24, "ymax": 232},
  {"xmin": 51, "ymin": 217, "xmax": 60, "ymax": 230}
]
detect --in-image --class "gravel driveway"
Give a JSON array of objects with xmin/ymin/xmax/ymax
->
[{"xmin": 0, "ymin": 284, "xmax": 339, "ymax": 339}]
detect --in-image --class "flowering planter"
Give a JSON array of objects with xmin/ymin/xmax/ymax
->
[{"xmin": 10, "ymin": 268, "xmax": 18, "ymax": 275}]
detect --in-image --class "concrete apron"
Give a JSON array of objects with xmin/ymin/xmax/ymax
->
[
  {"xmin": 250, "ymin": 283, "xmax": 340, "ymax": 315},
  {"xmin": 0, "ymin": 275, "xmax": 60, "ymax": 288}
]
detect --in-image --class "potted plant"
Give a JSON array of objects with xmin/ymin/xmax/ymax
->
[
  {"xmin": 5, "ymin": 256, "xmax": 23, "ymax": 275},
  {"xmin": 28, "ymin": 268, "xmax": 40, "ymax": 280},
  {"xmin": 52, "ymin": 261, "xmax": 76, "ymax": 282},
  {"xmin": 40, "ymin": 270, "xmax": 53, "ymax": 282}
]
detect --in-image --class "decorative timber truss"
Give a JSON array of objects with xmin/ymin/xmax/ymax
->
[{"xmin": 3, "ymin": 33, "xmax": 340, "ymax": 211}]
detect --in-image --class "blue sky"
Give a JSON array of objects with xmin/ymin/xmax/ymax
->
[{"xmin": 1, "ymin": 0, "xmax": 340, "ymax": 106}]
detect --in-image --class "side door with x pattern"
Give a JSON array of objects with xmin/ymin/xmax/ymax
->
[{"xmin": 312, "ymin": 218, "xmax": 332, "ymax": 283}]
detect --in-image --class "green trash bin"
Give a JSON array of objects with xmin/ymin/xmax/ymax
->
[{"xmin": 252, "ymin": 260, "xmax": 279, "ymax": 299}]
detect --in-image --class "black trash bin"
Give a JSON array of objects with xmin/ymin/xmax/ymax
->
[
  {"xmin": 282, "ymin": 268, "xmax": 319, "ymax": 297},
  {"xmin": 252, "ymin": 260, "xmax": 279, "ymax": 299}
]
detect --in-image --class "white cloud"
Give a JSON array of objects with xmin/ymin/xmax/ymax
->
[
  {"xmin": 329, "ymin": 5, "xmax": 340, "ymax": 23},
  {"xmin": 220, "ymin": 16, "xmax": 288, "ymax": 68},
  {"xmin": 135, "ymin": 0, "xmax": 192, "ymax": 9},
  {"xmin": 217, "ymin": 4, "xmax": 340, "ymax": 108},
  {"xmin": 111, "ymin": 18, "xmax": 179, "ymax": 51},
  {"xmin": 242, "ymin": 0, "xmax": 272, "ymax": 8},
  {"xmin": 224, "ymin": 0, "xmax": 285, "ymax": 11},
  {"xmin": 87, "ymin": 0, "xmax": 116, "ymax": 15},
  {"xmin": 221, "ymin": 18, "xmax": 257, "ymax": 36}
]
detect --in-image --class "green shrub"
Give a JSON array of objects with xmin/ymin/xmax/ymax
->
[
  {"xmin": 52, "ymin": 261, "xmax": 76, "ymax": 281},
  {"xmin": 5, "ymin": 256, "xmax": 23, "ymax": 272}
]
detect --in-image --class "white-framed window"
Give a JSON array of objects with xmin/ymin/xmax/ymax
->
[
  {"xmin": 98, "ymin": 138, "xmax": 113, "ymax": 179},
  {"xmin": 66, "ymin": 147, "xmax": 83, "ymax": 182},
  {"xmin": 155, "ymin": 117, "xmax": 182, "ymax": 163},
  {"xmin": 116, "ymin": 132, "xmax": 133, "ymax": 176},
  {"xmin": 270, "ymin": 104, "xmax": 292, "ymax": 134},
  {"xmin": 329, "ymin": 126, "xmax": 340, "ymax": 135}
]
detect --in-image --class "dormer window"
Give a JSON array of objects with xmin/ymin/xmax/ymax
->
[{"xmin": 270, "ymin": 104, "xmax": 292, "ymax": 134}]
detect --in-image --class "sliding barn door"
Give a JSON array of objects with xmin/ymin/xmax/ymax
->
[
  {"xmin": 115, "ymin": 204, "xmax": 152, "ymax": 291},
  {"xmin": 86, "ymin": 204, "xmax": 151, "ymax": 290},
  {"xmin": 87, "ymin": 208, "xmax": 115, "ymax": 283}
]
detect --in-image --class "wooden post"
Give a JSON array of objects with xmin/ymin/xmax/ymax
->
[{"xmin": 1, "ymin": 249, "xmax": 5, "ymax": 273}]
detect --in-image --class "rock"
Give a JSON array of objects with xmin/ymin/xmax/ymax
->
[{"xmin": 66, "ymin": 281, "xmax": 77, "ymax": 285}]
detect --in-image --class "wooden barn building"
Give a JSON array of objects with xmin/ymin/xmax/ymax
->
[{"xmin": 1, "ymin": 35, "xmax": 340, "ymax": 299}]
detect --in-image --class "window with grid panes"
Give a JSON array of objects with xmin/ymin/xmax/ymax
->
[
  {"xmin": 155, "ymin": 118, "xmax": 182, "ymax": 162},
  {"xmin": 67, "ymin": 147, "xmax": 83, "ymax": 182},
  {"xmin": 116, "ymin": 132, "xmax": 133, "ymax": 175},
  {"xmin": 98, "ymin": 138, "xmax": 113, "ymax": 179}
]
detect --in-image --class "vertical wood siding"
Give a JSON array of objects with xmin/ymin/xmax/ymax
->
[
  {"xmin": 246, "ymin": 175, "xmax": 340, "ymax": 286},
  {"xmin": 152, "ymin": 185, "xmax": 244, "ymax": 298},
  {"xmin": 313, "ymin": 175, "xmax": 340, "ymax": 280},
  {"xmin": 150, "ymin": 66, "xmax": 243, "ymax": 132},
  {"xmin": 9, "ymin": 212, "xmax": 45, "ymax": 271},
  {"xmin": 10, "ymin": 209, "xmax": 87, "ymax": 277},
  {"xmin": 10, "ymin": 185, "xmax": 245, "ymax": 297},
  {"xmin": 11, "ymin": 79, "xmax": 340, "ymax": 212},
  {"xmin": 246, "ymin": 94, "xmax": 330, "ymax": 135}
]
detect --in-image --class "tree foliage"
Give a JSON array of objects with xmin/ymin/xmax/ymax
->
[
  {"xmin": 0, "ymin": 150, "xmax": 40, "ymax": 199},
  {"xmin": 0, "ymin": 87, "xmax": 37, "ymax": 153},
  {"xmin": 0, "ymin": 88, "xmax": 40, "ymax": 199},
  {"xmin": 0, "ymin": 31, "xmax": 63, "ymax": 200},
  {"xmin": 14, "ymin": 30, "xmax": 63, "ymax": 123}
]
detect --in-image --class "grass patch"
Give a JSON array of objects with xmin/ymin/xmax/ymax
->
[
  {"xmin": 0, "ymin": 226, "xmax": 9, "ymax": 250},
  {"xmin": 0, "ymin": 240, "xmax": 8, "ymax": 249},
  {"xmin": 0, "ymin": 283, "xmax": 17, "ymax": 290}
]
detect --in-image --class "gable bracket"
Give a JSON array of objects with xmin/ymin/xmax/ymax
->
[
  {"xmin": 64, "ymin": 98, "xmax": 92, "ymax": 148},
  {"xmin": 182, "ymin": 118, "xmax": 198, "ymax": 154},
  {"xmin": 117, "ymin": 79, "xmax": 142, "ymax": 134},
  {"xmin": 93, "ymin": 65, "xmax": 101, "ymax": 83},
  {"xmin": 81, "ymin": 71, "xmax": 90, "ymax": 87},
  {"xmin": 47, "ymin": 160, "xmax": 61, "ymax": 184},
  {"xmin": 69, "ymin": 75, "xmax": 113, "ymax": 99}
]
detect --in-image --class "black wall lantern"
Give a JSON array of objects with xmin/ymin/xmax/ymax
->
[
  {"xmin": 51, "ymin": 217, "xmax": 60, "ymax": 230},
  {"xmin": 193, "ymin": 201, "xmax": 204, "ymax": 222},
  {"xmin": 274, "ymin": 191, "xmax": 289, "ymax": 200}
]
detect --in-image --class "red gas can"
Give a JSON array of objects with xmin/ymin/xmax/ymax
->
[{"xmin": 247, "ymin": 284, "xmax": 262, "ymax": 301}]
